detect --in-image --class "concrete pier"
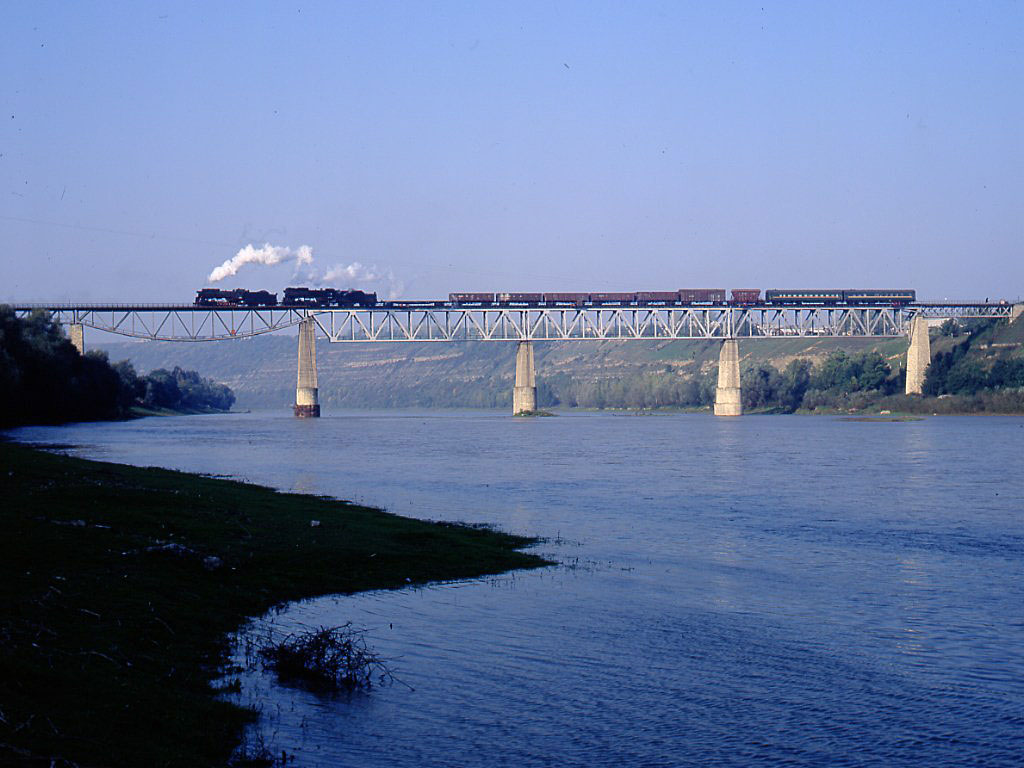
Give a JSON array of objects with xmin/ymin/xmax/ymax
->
[
  {"xmin": 512, "ymin": 340, "xmax": 537, "ymax": 415},
  {"xmin": 1012, "ymin": 304, "xmax": 1024, "ymax": 324},
  {"xmin": 69, "ymin": 323, "xmax": 84, "ymax": 354},
  {"xmin": 905, "ymin": 314, "xmax": 931, "ymax": 395},
  {"xmin": 294, "ymin": 317, "xmax": 320, "ymax": 418},
  {"xmin": 714, "ymin": 339, "xmax": 742, "ymax": 416}
]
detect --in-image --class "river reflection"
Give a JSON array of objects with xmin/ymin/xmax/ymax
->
[{"xmin": 9, "ymin": 411, "xmax": 1024, "ymax": 766}]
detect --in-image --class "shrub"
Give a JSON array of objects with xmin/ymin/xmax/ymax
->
[{"xmin": 258, "ymin": 624, "xmax": 393, "ymax": 692}]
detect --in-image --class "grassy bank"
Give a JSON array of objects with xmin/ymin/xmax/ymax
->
[{"xmin": 0, "ymin": 442, "xmax": 549, "ymax": 767}]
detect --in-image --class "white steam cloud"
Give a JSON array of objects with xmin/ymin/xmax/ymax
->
[
  {"xmin": 208, "ymin": 243, "xmax": 313, "ymax": 282},
  {"xmin": 207, "ymin": 243, "xmax": 403, "ymax": 299},
  {"xmin": 311, "ymin": 261, "xmax": 404, "ymax": 300}
]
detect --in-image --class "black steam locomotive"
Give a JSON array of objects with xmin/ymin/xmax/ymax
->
[
  {"xmin": 194, "ymin": 288, "xmax": 278, "ymax": 307},
  {"xmin": 194, "ymin": 287, "xmax": 378, "ymax": 308},
  {"xmin": 281, "ymin": 287, "xmax": 378, "ymax": 307}
]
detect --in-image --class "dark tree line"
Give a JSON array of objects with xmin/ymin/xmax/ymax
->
[
  {"xmin": 115, "ymin": 362, "xmax": 236, "ymax": 412},
  {"xmin": 923, "ymin": 338, "xmax": 1024, "ymax": 396},
  {"xmin": 535, "ymin": 340, "xmax": 1023, "ymax": 413},
  {"xmin": 537, "ymin": 371, "xmax": 714, "ymax": 410},
  {"xmin": 732, "ymin": 350, "xmax": 902, "ymax": 412},
  {"xmin": 0, "ymin": 308, "xmax": 234, "ymax": 427}
]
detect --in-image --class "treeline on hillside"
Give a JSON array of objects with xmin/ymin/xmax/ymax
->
[
  {"xmin": 0, "ymin": 308, "xmax": 235, "ymax": 427},
  {"xmin": 923, "ymin": 338, "xmax": 1024, "ymax": 395},
  {"xmin": 539, "ymin": 350, "xmax": 904, "ymax": 412},
  {"xmin": 311, "ymin": 346, "xmax": 1021, "ymax": 414}
]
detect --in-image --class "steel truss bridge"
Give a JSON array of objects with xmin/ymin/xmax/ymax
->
[{"xmin": 12, "ymin": 302, "xmax": 1015, "ymax": 342}]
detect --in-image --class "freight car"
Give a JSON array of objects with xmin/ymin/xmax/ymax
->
[
  {"xmin": 281, "ymin": 287, "xmax": 378, "ymax": 307},
  {"xmin": 543, "ymin": 292, "xmax": 589, "ymax": 306},
  {"xmin": 729, "ymin": 289, "xmax": 762, "ymax": 304},
  {"xmin": 635, "ymin": 291, "xmax": 680, "ymax": 304},
  {"xmin": 448, "ymin": 292, "xmax": 496, "ymax": 304},
  {"xmin": 590, "ymin": 292, "xmax": 636, "ymax": 304},
  {"xmin": 679, "ymin": 289, "xmax": 727, "ymax": 304},
  {"xmin": 497, "ymin": 292, "xmax": 544, "ymax": 304},
  {"xmin": 194, "ymin": 288, "xmax": 277, "ymax": 307}
]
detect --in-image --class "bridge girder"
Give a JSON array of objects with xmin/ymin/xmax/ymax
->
[{"xmin": 11, "ymin": 303, "xmax": 1014, "ymax": 343}]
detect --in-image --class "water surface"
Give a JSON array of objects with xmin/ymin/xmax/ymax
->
[{"xmin": 10, "ymin": 411, "xmax": 1024, "ymax": 766}]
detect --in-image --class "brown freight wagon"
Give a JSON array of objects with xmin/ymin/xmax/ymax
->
[
  {"xmin": 635, "ymin": 291, "xmax": 679, "ymax": 303},
  {"xmin": 730, "ymin": 289, "xmax": 762, "ymax": 304},
  {"xmin": 449, "ymin": 292, "xmax": 495, "ymax": 304},
  {"xmin": 590, "ymin": 292, "xmax": 636, "ymax": 303},
  {"xmin": 497, "ymin": 292, "xmax": 544, "ymax": 303},
  {"xmin": 543, "ymin": 292, "xmax": 589, "ymax": 305},
  {"xmin": 678, "ymin": 288, "xmax": 727, "ymax": 304}
]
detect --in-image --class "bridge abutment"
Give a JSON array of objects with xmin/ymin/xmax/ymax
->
[
  {"xmin": 69, "ymin": 323, "xmax": 84, "ymax": 354},
  {"xmin": 714, "ymin": 339, "xmax": 742, "ymax": 416},
  {"xmin": 294, "ymin": 317, "xmax": 320, "ymax": 418},
  {"xmin": 905, "ymin": 315, "xmax": 930, "ymax": 395},
  {"xmin": 1012, "ymin": 304, "xmax": 1024, "ymax": 324},
  {"xmin": 513, "ymin": 340, "xmax": 537, "ymax": 415}
]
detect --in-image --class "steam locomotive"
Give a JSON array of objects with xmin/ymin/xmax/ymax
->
[
  {"xmin": 281, "ymin": 287, "xmax": 377, "ymax": 307},
  {"xmin": 194, "ymin": 287, "xmax": 378, "ymax": 308},
  {"xmin": 194, "ymin": 288, "xmax": 278, "ymax": 307}
]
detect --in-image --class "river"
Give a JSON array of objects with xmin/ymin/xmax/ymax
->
[{"xmin": 9, "ymin": 410, "xmax": 1024, "ymax": 766}]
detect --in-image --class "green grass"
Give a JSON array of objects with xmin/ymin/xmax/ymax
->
[{"xmin": 0, "ymin": 442, "xmax": 550, "ymax": 766}]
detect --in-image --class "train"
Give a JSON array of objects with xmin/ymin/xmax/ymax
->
[
  {"xmin": 194, "ymin": 287, "xmax": 378, "ymax": 308},
  {"xmin": 447, "ymin": 289, "xmax": 916, "ymax": 307},
  {"xmin": 195, "ymin": 287, "xmax": 916, "ymax": 309}
]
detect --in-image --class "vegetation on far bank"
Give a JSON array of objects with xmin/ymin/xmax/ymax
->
[
  {"xmin": 92, "ymin": 315, "xmax": 1024, "ymax": 414},
  {"xmin": 0, "ymin": 307, "xmax": 234, "ymax": 427},
  {"xmin": 538, "ymin": 317, "xmax": 1024, "ymax": 415},
  {"xmin": 0, "ymin": 441, "xmax": 549, "ymax": 767}
]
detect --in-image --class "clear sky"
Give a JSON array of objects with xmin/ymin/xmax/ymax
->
[{"xmin": 2, "ymin": 1, "xmax": 1021, "ymax": 302}]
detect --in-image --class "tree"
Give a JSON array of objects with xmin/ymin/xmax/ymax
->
[
  {"xmin": 989, "ymin": 358, "xmax": 1024, "ymax": 389},
  {"xmin": 741, "ymin": 364, "xmax": 782, "ymax": 410},
  {"xmin": 856, "ymin": 352, "xmax": 890, "ymax": 391},
  {"xmin": 778, "ymin": 359, "xmax": 812, "ymax": 412},
  {"xmin": 945, "ymin": 360, "xmax": 987, "ymax": 395}
]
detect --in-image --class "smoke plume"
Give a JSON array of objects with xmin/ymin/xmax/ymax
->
[
  {"xmin": 207, "ymin": 243, "xmax": 404, "ymax": 298},
  {"xmin": 310, "ymin": 261, "xmax": 404, "ymax": 300},
  {"xmin": 207, "ymin": 243, "xmax": 313, "ymax": 282}
]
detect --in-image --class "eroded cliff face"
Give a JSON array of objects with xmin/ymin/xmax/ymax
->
[{"xmin": 94, "ymin": 334, "xmax": 913, "ymax": 410}]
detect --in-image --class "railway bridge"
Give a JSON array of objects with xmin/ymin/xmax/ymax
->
[{"xmin": 13, "ymin": 300, "xmax": 1023, "ymax": 417}]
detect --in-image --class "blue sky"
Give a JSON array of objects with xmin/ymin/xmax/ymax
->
[{"xmin": 2, "ymin": 1, "xmax": 1021, "ymax": 302}]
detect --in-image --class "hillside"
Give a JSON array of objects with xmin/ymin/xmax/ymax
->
[{"xmin": 93, "ymin": 332, "xmax": 914, "ymax": 410}]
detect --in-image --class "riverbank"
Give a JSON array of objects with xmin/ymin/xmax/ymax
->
[
  {"xmin": 0, "ymin": 442, "xmax": 549, "ymax": 767},
  {"xmin": 128, "ymin": 404, "xmax": 235, "ymax": 418}
]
